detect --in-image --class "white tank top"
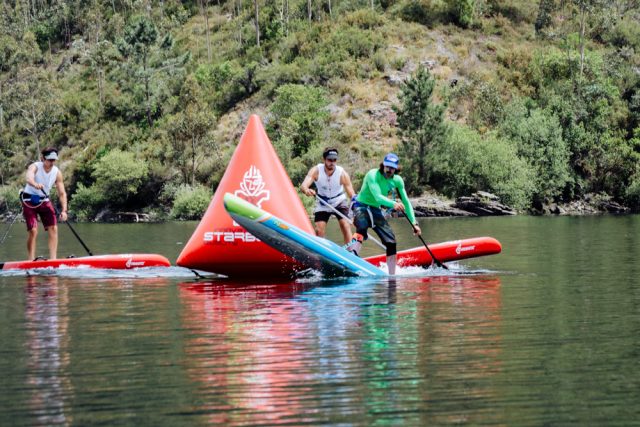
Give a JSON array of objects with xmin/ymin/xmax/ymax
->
[
  {"xmin": 23, "ymin": 162, "xmax": 58, "ymax": 197},
  {"xmin": 315, "ymin": 164, "xmax": 346, "ymax": 212}
]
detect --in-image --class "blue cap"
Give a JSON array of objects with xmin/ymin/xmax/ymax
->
[{"xmin": 383, "ymin": 153, "xmax": 399, "ymax": 169}]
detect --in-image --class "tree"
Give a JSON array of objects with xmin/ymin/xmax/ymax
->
[
  {"xmin": 500, "ymin": 103, "xmax": 571, "ymax": 203},
  {"xmin": 268, "ymin": 84, "xmax": 329, "ymax": 159},
  {"xmin": 169, "ymin": 78, "xmax": 215, "ymax": 187},
  {"xmin": 92, "ymin": 149, "xmax": 149, "ymax": 206},
  {"xmin": 429, "ymin": 124, "xmax": 536, "ymax": 209},
  {"xmin": 198, "ymin": 0, "xmax": 212, "ymax": 62},
  {"xmin": 4, "ymin": 66, "xmax": 62, "ymax": 157},
  {"xmin": 254, "ymin": 0, "xmax": 261, "ymax": 48},
  {"xmin": 393, "ymin": 66, "xmax": 448, "ymax": 195},
  {"xmin": 572, "ymin": 0, "xmax": 608, "ymax": 77},
  {"xmin": 535, "ymin": 0, "xmax": 556, "ymax": 35},
  {"xmin": 119, "ymin": 15, "xmax": 158, "ymax": 126},
  {"xmin": 74, "ymin": 38, "xmax": 119, "ymax": 110},
  {"xmin": 116, "ymin": 15, "xmax": 189, "ymax": 126}
]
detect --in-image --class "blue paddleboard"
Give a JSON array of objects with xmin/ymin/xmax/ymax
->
[{"xmin": 223, "ymin": 193, "xmax": 387, "ymax": 277}]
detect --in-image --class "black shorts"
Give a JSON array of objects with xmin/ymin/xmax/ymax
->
[
  {"xmin": 314, "ymin": 205, "xmax": 350, "ymax": 223},
  {"xmin": 352, "ymin": 205, "xmax": 396, "ymax": 246}
]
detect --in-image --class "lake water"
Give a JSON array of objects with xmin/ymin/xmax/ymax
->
[{"xmin": 0, "ymin": 215, "xmax": 639, "ymax": 425}]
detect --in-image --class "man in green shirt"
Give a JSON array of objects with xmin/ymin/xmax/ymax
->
[{"xmin": 345, "ymin": 153, "xmax": 421, "ymax": 275}]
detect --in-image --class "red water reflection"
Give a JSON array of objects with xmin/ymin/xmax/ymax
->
[
  {"xmin": 178, "ymin": 275, "xmax": 503, "ymax": 425},
  {"xmin": 179, "ymin": 280, "xmax": 316, "ymax": 424},
  {"xmin": 24, "ymin": 276, "xmax": 73, "ymax": 425}
]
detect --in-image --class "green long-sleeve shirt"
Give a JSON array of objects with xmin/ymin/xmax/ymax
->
[{"xmin": 356, "ymin": 168, "xmax": 417, "ymax": 224}]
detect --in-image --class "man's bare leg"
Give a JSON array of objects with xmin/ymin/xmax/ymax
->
[
  {"xmin": 46, "ymin": 225, "xmax": 58, "ymax": 259},
  {"xmin": 27, "ymin": 228, "xmax": 38, "ymax": 260},
  {"xmin": 338, "ymin": 218, "xmax": 353, "ymax": 245}
]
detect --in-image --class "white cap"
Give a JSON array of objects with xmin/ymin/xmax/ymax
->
[{"xmin": 44, "ymin": 151, "xmax": 58, "ymax": 160}]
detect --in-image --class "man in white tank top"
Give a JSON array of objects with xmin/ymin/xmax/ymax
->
[
  {"xmin": 300, "ymin": 148, "xmax": 356, "ymax": 244},
  {"xmin": 21, "ymin": 147, "xmax": 68, "ymax": 260}
]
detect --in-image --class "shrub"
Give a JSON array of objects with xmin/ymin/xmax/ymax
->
[
  {"xmin": 500, "ymin": 102, "xmax": 571, "ymax": 203},
  {"xmin": 194, "ymin": 61, "xmax": 245, "ymax": 112},
  {"xmin": 92, "ymin": 149, "xmax": 149, "ymax": 207},
  {"xmin": 268, "ymin": 84, "xmax": 329, "ymax": 158},
  {"xmin": 343, "ymin": 9, "xmax": 387, "ymax": 29},
  {"xmin": 69, "ymin": 183, "xmax": 105, "ymax": 221},
  {"xmin": 169, "ymin": 184, "xmax": 212, "ymax": 220},
  {"xmin": 397, "ymin": 0, "xmax": 449, "ymax": 27},
  {"xmin": 372, "ymin": 51, "xmax": 387, "ymax": 72},
  {"xmin": 602, "ymin": 19, "xmax": 640, "ymax": 51},
  {"xmin": 450, "ymin": 0, "xmax": 475, "ymax": 28},
  {"xmin": 329, "ymin": 27, "xmax": 382, "ymax": 59},
  {"xmin": 534, "ymin": 0, "xmax": 554, "ymax": 35},
  {"xmin": 0, "ymin": 185, "xmax": 22, "ymax": 213},
  {"xmin": 626, "ymin": 163, "xmax": 640, "ymax": 211},
  {"xmin": 470, "ymin": 81, "xmax": 506, "ymax": 129},
  {"xmin": 530, "ymin": 48, "xmax": 577, "ymax": 86},
  {"xmin": 429, "ymin": 124, "xmax": 535, "ymax": 209}
]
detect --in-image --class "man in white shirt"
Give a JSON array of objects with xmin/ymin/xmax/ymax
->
[
  {"xmin": 21, "ymin": 147, "xmax": 68, "ymax": 260},
  {"xmin": 300, "ymin": 148, "xmax": 356, "ymax": 244}
]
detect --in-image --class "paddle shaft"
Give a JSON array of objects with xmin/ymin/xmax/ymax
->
[
  {"xmin": 0, "ymin": 212, "xmax": 19, "ymax": 245},
  {"xmin": 315, "ymin": 195, "xmax": 386, "ymax": 249},
  {"xmin": 403, "ymin": 213, "xmax": 447, "ymax": 269},
  {"xmin": 41, "ymin": 190, "xmax": 93, "ymax": 256}
]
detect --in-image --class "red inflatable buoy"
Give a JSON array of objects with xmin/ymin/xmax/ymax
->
[{"xmin": 176, "ymin": 114, "xmax": 313, "ymax": 278}]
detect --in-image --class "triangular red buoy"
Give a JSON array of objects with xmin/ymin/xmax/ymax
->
[{"xmin": 176, "ymin": 114, "xmax": 313, "ymax": 278}]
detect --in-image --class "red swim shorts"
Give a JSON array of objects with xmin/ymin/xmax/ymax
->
[{"xmin": 22, "ymin": 201, "xmax": 57, "ymax": 230}]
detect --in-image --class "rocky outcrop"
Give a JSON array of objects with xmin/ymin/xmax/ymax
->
[
  {"xmin": 535, "ymin": 193, "xmax": 631, "ymax": 215},
  {"xmin": 411, "ymin": 191, "xmax": 632, "ymax": 217},
  {"xmin": 454, "ymin": 191, "xmax": 517, "ymax": 216},
  {"xmin": 410, "ymin": 191, "xmax": 516, "ymax": 217}
]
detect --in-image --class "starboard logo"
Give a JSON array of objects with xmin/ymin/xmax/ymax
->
[
  {"xmin": 204, "ymin": 230, "xmax": 260, "ymax": 243},
  {"xmin": 234, "ymin": 165, "xmax": 270, "ymax": 208},
  {"xmin": 203, "ymin": 165, "xmax": 270, "ymax": 244},
  {"xmin": 230, "ymin": 165, "xmax": 270, "ymax": 231},
  {"xmin": 455, "ymin": 242, "xmax": 475, "ymax": 255},
  {"xmin": 125, "ymin": 258, "xmax": 145, "ymax": 268}
]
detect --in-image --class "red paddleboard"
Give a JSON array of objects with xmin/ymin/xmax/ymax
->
[
  {"xmin": 1, "ymin": 254, "xmax": 171, "ymax": 271},
  {"xmin": 364, "ymin": 237, "xmax": 502, "ymax": 268},
  {"xmin": 176, "ymin": 114, "xmax": 314, "ymax": 278}
]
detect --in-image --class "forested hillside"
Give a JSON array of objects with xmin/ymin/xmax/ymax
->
[{"xmin": 1, "ymin": 0, "xmax": 639, "ymax": 219}]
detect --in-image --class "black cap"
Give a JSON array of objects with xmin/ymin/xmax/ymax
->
[{"xmin": 323, "ymin": 148, "xmax": 338, "ymax": 160}]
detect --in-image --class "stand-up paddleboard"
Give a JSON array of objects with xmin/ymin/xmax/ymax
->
[
  {"xmin": 1, "ymin": 254, "xmax": 171, "ymax": 271},
  {"xmin": 364, "ymin": 237, "xmax": 502, "ymax": 268},
  {"xmin": 223, "ymin": 193, "xmax": 387, "ymax": 277}
]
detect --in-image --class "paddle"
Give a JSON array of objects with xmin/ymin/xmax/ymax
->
[
  {"xmin": 0, "ymin": 213, "xmax": 19, "ymax": 245},
  {"xmin": 42, "ymin": 189, "xmax": 93, "ymax": 256},
  {"xmin": 315, "ymin": 195, "xmax": 386, "ymax": 250},
  {"xmin": 403, "ymin": 213, "xmax": 448, "ymax": 269}
]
